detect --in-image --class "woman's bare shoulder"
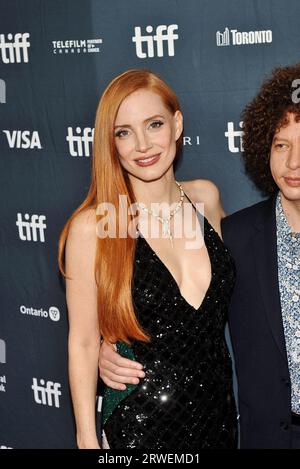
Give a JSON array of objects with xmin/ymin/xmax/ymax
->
[
  {"xmin": 65, "ymin": 207, "xmax": 98, "ymax": 284},
  {"xmin": 179, "ymin": 179, "xmax": 225, "ymax": 236},
  {"xmin": 180, "ymin": 179, "xmax": 222, "ymax": 208},
  {"xmin": 68, "ymin": 207, "xmax": 97, "ymax": 241}
]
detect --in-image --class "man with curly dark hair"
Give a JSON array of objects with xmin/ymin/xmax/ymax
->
[{"xmin": 222, "ymin": 63, "xmax": 300, "ymax": 449}]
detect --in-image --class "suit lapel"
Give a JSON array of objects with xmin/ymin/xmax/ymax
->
[{"xmin": 251, "ymin": 193, "xmax": 288, "ymax": 361}]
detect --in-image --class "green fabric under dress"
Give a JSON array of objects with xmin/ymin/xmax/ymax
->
[{"xmin": 101, "ymin": 341, "xmax": 138, "ymax": 426}]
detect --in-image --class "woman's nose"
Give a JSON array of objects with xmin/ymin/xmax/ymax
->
[{"xmin": 135, "ymin": 130, "xmax": 152, "ymax": 153}]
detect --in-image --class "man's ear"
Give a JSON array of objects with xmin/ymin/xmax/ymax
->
[{"xmin": 174, "ymin": 110, "xmax": 183, "ymax": 141}]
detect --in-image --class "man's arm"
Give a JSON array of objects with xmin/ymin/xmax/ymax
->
[{"xmin": 99, "ymin": 342, "xmax": 145, "ymax": 390}]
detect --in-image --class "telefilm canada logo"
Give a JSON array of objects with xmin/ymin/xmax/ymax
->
[
  {"xmin": 0, "ymin": 32, "xmax": 30, "ymax": 63},
  {"xmin": 216, "ymin": 27, "xmax": 272, "ymax": 46},
  {"xmin": 52, "ymin": 37, "xmax": 103, "ymax": 54}
]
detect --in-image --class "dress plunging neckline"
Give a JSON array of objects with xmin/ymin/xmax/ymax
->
[{"xmin": 136, "ymin": 194, "xmax": 214, "ymax": 312}]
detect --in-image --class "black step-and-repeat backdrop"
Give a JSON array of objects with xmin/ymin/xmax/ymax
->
[{"xmin": 1, "ymin": 0, "xmax": 300, "ymax": 448}]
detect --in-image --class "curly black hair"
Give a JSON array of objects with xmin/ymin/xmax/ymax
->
[{"xmin": 241, "ymin": 63, "xmax": 300, "ymax": 195}]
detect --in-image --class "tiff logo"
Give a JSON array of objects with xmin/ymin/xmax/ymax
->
[
  {"xmin": 0, "ymin": 339, "xmax": 6, "ymax": 364},
  {"xmin": 32, "ymin": 378, "xmax": 62, "ymax": 408},
  {"xmin": 16, "ymin": 213, "xmax": 47, "ymax": 242},
  {"xmin": 3, "ymin": 130, "xmax": 42, "ymax": 149},
  {"xmin": 66, "ymin": 127, "xmax": 94, "ymax": 157},
  {"xmin": 0, "ymin": 33, "xmax": 30, "ymax": 63},
  {"xmin": 132, "ymin": 25, "xmax": 178, "ymax": 58},
  {"xmin": 0, "ymin": 79, "xmax": 6, "ymax": 103},
  {"xmin": 225, "ymin": 121, "xmax": 244, "ymax": 153}
]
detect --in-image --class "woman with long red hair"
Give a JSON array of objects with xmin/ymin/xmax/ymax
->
[{"xmin": 58, "ymin": 69, "xmax": 237, "ymax": 449}]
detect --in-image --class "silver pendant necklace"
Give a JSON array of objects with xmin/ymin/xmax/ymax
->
[{"xmin": 136, "ymin": 181, "xmax": 184, "ymax": 248}]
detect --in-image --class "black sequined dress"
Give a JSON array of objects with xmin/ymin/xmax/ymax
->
[{"xmin": 101, "ymin": 194, "xmax": 237, "ymax": 449}]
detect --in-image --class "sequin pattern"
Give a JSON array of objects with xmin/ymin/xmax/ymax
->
[
  {"xmin": 276, "ymin": 192, "xmax": 300, "ymax": 414},
  {"xmin": 102, "ymin": 205, "xmax": 238, "ymax": 449}
]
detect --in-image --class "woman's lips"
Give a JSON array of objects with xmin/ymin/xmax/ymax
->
[
  {"xmin": 284, "ymin": 177, "xmax": 300, "ymax": 187},
  {"xmin": 135, "ymin": 154, "xmax": 161, "ymax": 167}
]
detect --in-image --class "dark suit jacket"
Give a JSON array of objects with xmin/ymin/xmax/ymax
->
[{"xmin": 221, "ymin": 192, "xmax": 293, "ymax": 449}]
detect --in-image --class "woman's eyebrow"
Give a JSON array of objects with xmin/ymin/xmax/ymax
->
[{"xmin": 114, "ymin": 114, "xmax": 165, "ymax": 129}]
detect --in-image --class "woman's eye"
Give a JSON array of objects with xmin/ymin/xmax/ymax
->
[
  {"xmin": 149, "ymin": 120, "xmax": 164, "ymax": 129},
  {"xmin": 115, "ymin": 129, "xmax": 129, "ymax": 138}
]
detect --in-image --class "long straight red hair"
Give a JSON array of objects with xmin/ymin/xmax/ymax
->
[{"xmin": 58, "ymin": 69, "xmax": 183, "ymax": 344}]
